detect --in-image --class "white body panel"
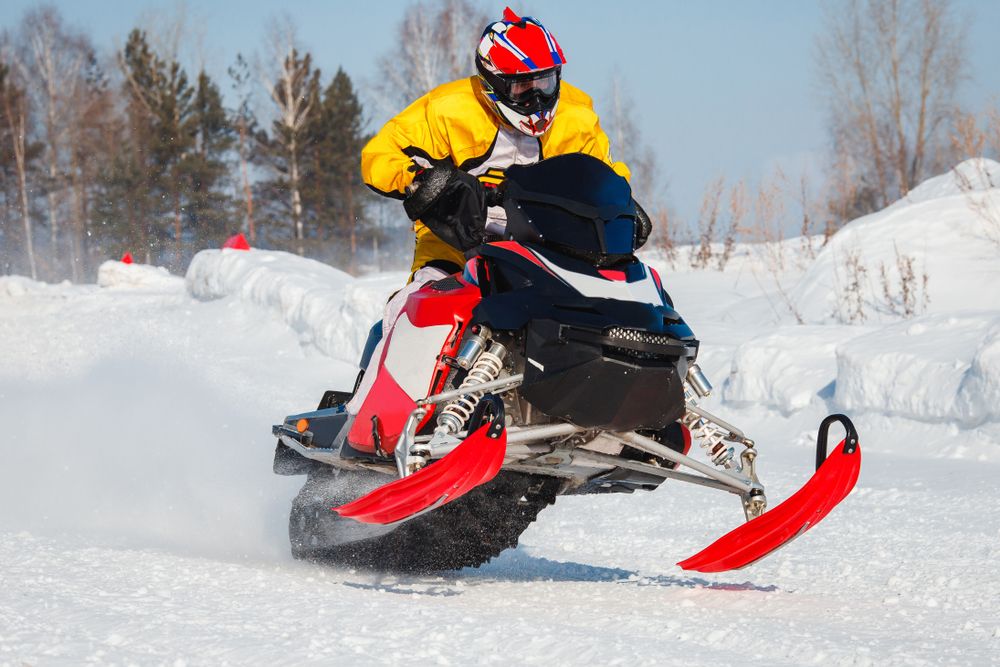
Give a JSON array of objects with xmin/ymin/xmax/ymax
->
[
  {"xmin": 382, "ymin": 314, "xmax": 452, "ymax": 400},
  {"xmin": 534, "ymin": 253, "xmax": 664, "ymax": 306}
]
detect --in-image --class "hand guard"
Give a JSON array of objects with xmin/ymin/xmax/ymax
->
[
  {"xmin": 634, "ymin": 200, "xmax": 652, "ymax": 250},
  {"xmin": 403, "ymin": 162, "xmax": 488, "ymax": 252}
]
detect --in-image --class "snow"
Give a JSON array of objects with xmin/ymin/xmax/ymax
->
[
  {"xmin": 791, "ymin": 158, "xmax": 1000, "ymax": 324},
  {"xmin": 97, "ymin": 259, "xmax": 185, "ymax": 291},
  {"xmin": 835, "ymin": 311, "xmax": 1000, "ymax": 426},
  {"xmin": 722, "ymin": 325, "xmax": 866, "ymax": 414},
  {"xmin": 186, "ymin": 248, "xmax": 404, "ymax": 365},
  {"xmin": 1, "ymin": 163, "xmax": 1000, "ymax": 664}
]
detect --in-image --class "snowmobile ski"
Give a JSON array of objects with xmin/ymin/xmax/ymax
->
[
  {"xmin": 333, "ymin": 401, "xmax": 507, "ymax": 525},
  {"xmin": 678, "ymin": 415, "xmax": 861, "ymax": 573}
]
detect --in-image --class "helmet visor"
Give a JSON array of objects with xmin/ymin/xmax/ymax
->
[{"xmin": 507, "ymin": 69, "xmax": 560, "ymax": 103}]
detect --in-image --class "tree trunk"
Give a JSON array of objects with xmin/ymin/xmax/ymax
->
[
  {"xmin": 4, "ymin": 94, "xmax": 38, "ymax": 280},
  {"xmin": 289, "ymin": 136, "xmax": 304, "ymax": 256},
  {"xmin": 69, "ymin": 149, "xmax": 84, "ymax": 282},
  {"xmin": 173, "ymin": 180, "xmax": 183, "ymax": 268},
  {"xmin": 348, "ymin": 185, "xmax": 356, "ymax": 273},
  {"xmin": 238, "ymin": 119, "xmax": 255, "ymax": 242}
]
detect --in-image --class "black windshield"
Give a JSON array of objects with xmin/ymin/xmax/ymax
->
[{"xmin": 503, "ymin": 154, "xmax": 637, "ymax": 264}]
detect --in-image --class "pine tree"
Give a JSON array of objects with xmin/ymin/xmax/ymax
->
[
  {"xmin": 113, "ymin": 29, "xmax": 196, "ymax": 267},
  {"xmin": 304, "ymin": 67, "xmax": 369, "ymax": 267},
  {"xmin": 228, "ymin": 53, "xmax": 258, "ymax": 242},
  {"xmin": 179, "ymin": 70, "xmax": 235, "ymax": 247}
]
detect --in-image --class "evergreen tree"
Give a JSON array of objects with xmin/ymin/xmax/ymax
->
[
  {"xmin": 228, "ymin": 53, "xmax": 258, "ymax": 242},
  {"xmin": 179, "ymin": 70, "xmax": 235, "ymax": 246},
  {"xmin": 303, "ymin": 67, "xmax": 369, "ymax": 267},
  {"xmin": 108, "ymin": 29, "xmax": 196, "ymax": 266}
]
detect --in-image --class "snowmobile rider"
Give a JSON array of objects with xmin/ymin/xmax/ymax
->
[{"xmin": 348, "ymin": 7, "xmax": 650, "ymax": 415}]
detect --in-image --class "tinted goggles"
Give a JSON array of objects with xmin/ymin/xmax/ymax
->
[{"xmin": 505, "ymin": 68, "xmax": 560, "ymax": 103}]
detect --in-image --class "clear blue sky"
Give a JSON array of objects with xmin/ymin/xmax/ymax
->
[{"xmin": 3, "ymin": 0, "xmax": 998, "ymax": 225}]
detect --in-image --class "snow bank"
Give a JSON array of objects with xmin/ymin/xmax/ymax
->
[
  {"xmin": 722, "ymin": 325, "xmax": 866, "ymax": 414},
  {"xmin": 186, "ymin": 248, "xmax": 404, "ymax": 364},
  {"xmin": 97, "ymin": 259, "xmax": 185, "ymax": 290},
  {"xmin": 0, "ymin": 275, "xmax": 88, "ymax": 298},
  {"xmin": 890, "ymin": 157, "xmax": 1000, "ymax": 208},
  {"xmin": 835, "ymin": 311, "xmax": 1000, "ymax": 426},
  {"xmin": 790, "ymin": 158, "xmax": 1000, "ymax": 324}
]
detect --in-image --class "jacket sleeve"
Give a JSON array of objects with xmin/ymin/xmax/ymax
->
[
  {"xmin": 547, "ymin": 84, "xmax": 632, "ymax": 183},
  {"xmin": 578, "ymin": 116, "xmax": 631, "ymax": 182},
  {"xmin": 360, "ymin": 96, "xmax": 450, "ymax": 199}
]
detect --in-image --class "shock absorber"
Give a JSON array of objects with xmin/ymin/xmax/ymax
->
[
  {"xmin": 436, "ymin": 340, "xmax": 508, "ymax": 435},
  {"xmin": 681, "ymin": 364, "xmax": 736, "ymax": 469}
]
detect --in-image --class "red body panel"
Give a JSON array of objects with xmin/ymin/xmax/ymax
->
[
  {"xmin": 347, "ymin": 278, "xmax": 481, "ymax": 455},
  {"xmin": 403, "ymin": 281, "xmax": 480, "ymax": 327},
  {"xmin": 487, "ymin": 241, "xmax": 555, "ymax": 274},
  {"xmin": 598, "ymin": 269, "xmax": 627, "ymax": 281},
  {"xmin": 346, "ymin": 364, "xmax": 417, "ymax": 455}
]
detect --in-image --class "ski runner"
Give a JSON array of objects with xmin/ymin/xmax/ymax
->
[{"xmin": 347, "ymin": 6, "xmax": 649, "ymax": 415}]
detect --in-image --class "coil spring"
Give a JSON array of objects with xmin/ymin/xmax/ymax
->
[
  {"xmin": 437, "ymin": 343, "xmax": 507, "ymax": 434},
  {"xmin": 681, "ymin": 384, "xmax": 735, "ymax": 468}
]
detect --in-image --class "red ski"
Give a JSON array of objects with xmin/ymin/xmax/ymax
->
[
  {"xmin": 679, "ymin": 415, "xmax": 861, "ymax": 572},
  {"xmin": 334, "ymin": 406, "xmax": 507, "ymax": 525}
]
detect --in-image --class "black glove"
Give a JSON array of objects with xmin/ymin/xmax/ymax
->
[
  {"xmin": 634, "ymin": 200, "xmax": 652, "ymax": 250},
  {"xmin": 404, "ymin": 162, "xmax": 488, "ymax": 252}
]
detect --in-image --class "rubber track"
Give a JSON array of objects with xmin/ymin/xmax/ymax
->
[{"xmin": 288, "ymin": 468, "xmax": 561, "ymax": 572}]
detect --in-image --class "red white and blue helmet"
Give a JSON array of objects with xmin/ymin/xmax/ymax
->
[{"xmin": 476, "ymin": 7, "xmax": 566, "ymax": 137}]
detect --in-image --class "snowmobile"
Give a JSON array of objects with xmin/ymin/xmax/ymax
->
[{"xmin": 271, "ymin": 153, "xmax": 861, "ymax": 573}]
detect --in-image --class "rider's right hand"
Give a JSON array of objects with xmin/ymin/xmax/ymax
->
[{"xmin": 403, "ymin": 162, "xmax": 489, "ymax": 252}]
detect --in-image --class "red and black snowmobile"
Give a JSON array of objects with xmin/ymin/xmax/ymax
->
[{"xmin": 272, "ymin": 153, "xmax": 861, "ymax": 573}]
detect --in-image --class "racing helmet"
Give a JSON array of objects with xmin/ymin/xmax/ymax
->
[{"xmin": 475, "ymin": 7, "xmax": 566, "ymax": 137}]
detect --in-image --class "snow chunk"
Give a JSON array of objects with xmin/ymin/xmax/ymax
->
[
  {"xmin": 185, "ymin": 248, "xmax": 404, "ymax": 364},
  {"xmin": 0, "ymin": 275, "xmax": 89, "ymax": 299},
  {"xmin": 722, "ymin": 325, "xmax": 866, "ymax": 414},
  {"xmin": 835, "ymin": 311, "xmax": 1000, "ymax": 425},
  {"xmin": 0, "ymin": 275, "xmax": 42, "ymax": 298},
  {"xmin": 97, "ymin": 260, "xmax": 184, "ymax": 290}
]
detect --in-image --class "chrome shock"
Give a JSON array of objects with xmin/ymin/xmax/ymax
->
[
  {"xmin": 681, "ymin": 364, "xmax": 736, "ymax": 469},
  {"xmin": 436, "ymin": 340, "xmax": 508, "ymax": 435}
]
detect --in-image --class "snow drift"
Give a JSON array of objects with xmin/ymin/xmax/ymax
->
[
  {"xmin": 186, "ymin": 248, "xmax": 404, "ymax": 365},
  {"xmin": 723, "ymin": 159, "xmax": 1000, "ymax": 425},
  {"xmin": 790, "ymin": 158, "xmax": 1000, "ymax": 324}
]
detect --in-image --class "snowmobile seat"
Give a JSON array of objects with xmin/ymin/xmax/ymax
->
[{"xmin": 359, "ymin": 320, "xmax": 383, "ymax": 370}]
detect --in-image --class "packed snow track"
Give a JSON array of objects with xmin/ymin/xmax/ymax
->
[{"xmin": 4, "ymin": 164, "xmax": 1000, "ymax": 665}]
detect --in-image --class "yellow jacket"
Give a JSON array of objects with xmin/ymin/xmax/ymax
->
[{"xmin": 361, "ymin": 76, "xmax": 631, "ymax": 275}]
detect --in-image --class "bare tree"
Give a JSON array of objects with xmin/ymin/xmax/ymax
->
[
  {"xmin": 605, "ymin": 70, "xmax": 665, "ymax": 211},
  {"xmin": 817, "ymin": 0, "xmax": 968, "ymax": 223},
  {"xmin": 371, "ymin": 0, "xmax": 488, "ymax": 113},
  {"xmin": 19, "ymin": 6, "xmax": 95, "ymax": 279}
]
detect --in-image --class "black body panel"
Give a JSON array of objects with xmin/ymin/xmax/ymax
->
[{"xmin": 519, "ymin": 319, "xmax": 686, "ymax": 431}]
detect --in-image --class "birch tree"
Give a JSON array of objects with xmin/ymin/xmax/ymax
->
[
  {"xmin": 258, "ymin": 18, "xmax": 319, "ymax": 254},
  {"xmin": 372, "ymin": 0, "xmax": 488, "ymax": 113},
  {"xmin": 0, "ymin": 58, "xmax": 38, "ymax": 279}
]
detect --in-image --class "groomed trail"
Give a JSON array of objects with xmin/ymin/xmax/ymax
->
[{"xmin": 2, "ymin": 162, "xmax": 1000, "ymax": 664}]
